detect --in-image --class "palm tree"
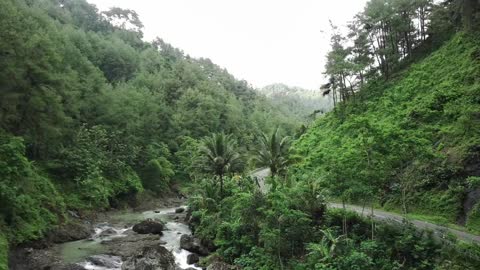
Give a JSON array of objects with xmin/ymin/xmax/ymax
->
[
  {"xmin": 252, "ymin": 128, "xmax": 291, "ymax": 179},
  {"xmin": 198, "ymin": 133, "xmax": 243, "ymax": 197},
  {"xmin": 307, "ymin": 229, "xmax": 345, "ymax": 261}
]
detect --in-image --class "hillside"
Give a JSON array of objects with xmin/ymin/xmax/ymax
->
[
  {"xmin": 258, "ymin": 83, "xmax": 332, "ymax": 120},
  {"xmin": 2, "ymin": 0, "xmax": 480, "ymax": 269},
  {"xmin": 0, "ymin": 0, "xmax": 299, "ymax": 267},
  {"xmin": 293, "ymin": 32, "xmax": 480, "ymax": 230}
]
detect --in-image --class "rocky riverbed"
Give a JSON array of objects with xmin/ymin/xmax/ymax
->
[{"xmin": 9, "ymin": 197, "xmax": 207, "ymax": 270}]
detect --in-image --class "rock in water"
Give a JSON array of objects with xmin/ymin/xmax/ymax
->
[
  {"xmin": 98, "ymin": 228, "xmax": 118, "ymax": 238},
  {"xmin": 186, "ymin": 253, "xmax": 199, "ymax": 264},
  {"xmin": 49, "ymin": 221, "xmax": 93, "ymax": 243},
  {"xmin": 122, "ymin": 245, "xmax": 175, "ymax": 270},
  {"xmin": 179, "ymin": 235, "xmax": 209, "ymax": 256},
  {"xmin": 87, "ymin": 254, "xmax": 122, "ymax": 268},
  {"xmin": 132, "ymin": 219, "xmax": 164, "ymax": 235},
  {"xmin": 175, "ymin": 207, "xmax": 185, "ymax": 213}
]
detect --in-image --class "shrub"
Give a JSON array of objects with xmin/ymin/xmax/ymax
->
[
  {"xmin": 0, "ymin": 133, "xmax": 65, "ymax": 243},
  {"xmin": 0, "ymin": 232, "xmax": 7, "ymax": 270}
]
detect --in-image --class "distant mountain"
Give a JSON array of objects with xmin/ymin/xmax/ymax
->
[{"xmin": 258, "ymin": 83, "xmax": 333, "ymax": 121}]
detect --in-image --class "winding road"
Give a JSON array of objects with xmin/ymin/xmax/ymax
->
[
  {"xmin": 251, "ymin": 168, "xmax": 480, "ymax": 244},
  {"xmin": 328, "ymin": 203, "xmax": 480, "ymax": 244}
]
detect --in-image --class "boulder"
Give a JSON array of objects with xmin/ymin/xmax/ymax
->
[
  {"xmin": 132, "ymin": 219, "xmax": 164, "ymax": 235},
  {"xmin": 121, "ymin": 245, "xmax": 176, "ymax": 270},
  {"xmin": 49, "ymin": 221, "xmax": 93, "ymax": 243},
  {"xmin": 175, "ymin": 207, "xmax": 185, "ymax": 213},
  {"xmin": 102, "ymin": 233, "xmax": 165, "ymax": 258},
  {"xmin": 87, "ymin": 254, "xmax": 122, "ymax": 268},
  {"xmin": 180, "ymin": 235, "xmax": 209, "ymax": 256},
  {"xmin": 98, "ymin": 228, "xmax": 118, "ymax": 238},
  {"xmin": 186, "ymin": 253, "xmax": 199, "ymax": 264}
]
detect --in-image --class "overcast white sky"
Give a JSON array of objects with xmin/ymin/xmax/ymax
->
[{"xmin": 87, "ymin": 0, "xmax": 368, "ymax": 90}]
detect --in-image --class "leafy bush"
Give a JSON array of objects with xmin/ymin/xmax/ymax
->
[
  {"xmin": 188, "ymin": 174, "xmax": 476, "ymax": 269},
  {"xmin": 188, "ymin": 176, "xmax": 325, "ymax": 267},
  {"xmin": 0, "ymin": 133, "xmax": 65, "ymax": 243},
  {"xmin": 467, "ymin": 202, "xmax": 480, "ymax": 230},
  {"xmin": 60, "ymin": 125, "xmax": 143, "ymax": 208},
  {"xmin": 139, "ymin": 142, "xmax": 174, "ymax": 193},
  {"xmin": 141, "ymin": 158, "xmax": 174, "ymax": 193}
]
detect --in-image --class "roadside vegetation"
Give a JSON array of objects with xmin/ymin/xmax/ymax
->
[{"xmin": 185, "ymin": 0, "xmax": 480, "ymax": 269}]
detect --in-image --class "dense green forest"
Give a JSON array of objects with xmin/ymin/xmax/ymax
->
[
  {"xmin": 258, "ymin": 83, "xmax": 332, "ymax": 121},
  {"xmin": 185, "ymin": 0, "xmax": 480, "ymax": 269},
  {"xmin": 1, "ymin": 0, "xmax": 480, "ymax": 269},
  {"xmin": 0, "ymin": 0, "xmax": 302, "ymax": 267}
]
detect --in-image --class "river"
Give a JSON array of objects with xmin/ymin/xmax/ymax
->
[{"xmin": 58, "ymin": 205, "xmax": 201, "ymax": 270}]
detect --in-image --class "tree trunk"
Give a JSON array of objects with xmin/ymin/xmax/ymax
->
[
  {"xmin": 371, "ymin": 203, "xmax": 375, "ymax": 240},
  {"xmin": 220, "ymin": 174, "xmax": 224, "ymax": 198},
  {"xmin": 278, "ymin": 219, "xmax": 284, "ymax": 270},
  {"xmin": 462, "ymin": 0, "xmax": 478, "ymax": 31},
  {"xmin": 402, "ymin": 185, "xmax": 408, "ymax": 218},
  {"xmin": 342, "ymin": 199, "xmax": 347, "ymax": 236}
]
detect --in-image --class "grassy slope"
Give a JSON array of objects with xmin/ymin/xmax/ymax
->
[{"xmin": 294, "ymin": 33, "xmax": 480, "ymax": 230}]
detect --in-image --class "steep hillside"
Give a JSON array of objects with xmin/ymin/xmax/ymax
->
[
  {"xmin": 258, "ymin": 83, "xmax": 332, "ymax": 120},
  {"xmin": 293, "ymin": 33, "xmax": 480, "ymax": 230}
]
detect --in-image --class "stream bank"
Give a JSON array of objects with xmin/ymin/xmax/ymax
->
[{"xmin": 9, "ymin": 195, "xmax": 204, "ymax": 270}]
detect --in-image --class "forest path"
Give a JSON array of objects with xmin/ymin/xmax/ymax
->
[
  {"xmin": 251, "ymin": 167, "xmax": 480, "ymax": 244},
  {"xmin": 251, "ymin": 168, "xmax": 270, "ymax": 193}
]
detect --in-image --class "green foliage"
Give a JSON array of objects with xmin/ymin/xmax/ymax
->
[
  {"xmin": 258, "ymin": 84, "xmax": 332, "ymax": 121},
  {"xmin": 175, "ymin": 136, "xmax": 201, "ymax": 181},
  {"xmin": 0, "ymin": 2, "xmax": 306, "ymax": 267},
  {"xmin": 251, "ymin": 129, "xmax": 292, "ymax": 179},
  {"xmin": 187, "ymin": 174, "xmax": 479, "ymax": 269},
  {"xmin": 0, "ymin": 133, "xmax": 65, "ymax": 243},
  {"xmin": 467, "ymin": 202, "xmax": 480, "ymax": 230},
  {"xmin": 0, "ymin": 0, "xmax": 300, "ymax": 260},
  {"xmin": 198, "ymin": 133, "xmax": 244, "ymax": 196},
  {"xmin": 188, "ymin": 177, "xmax": 325, "ymax": 268},
  {"xmin": 58, "ymin": 125, "xmax": 142, "ymax": 208},
  {"xmin": 0, "ymin": 232, "xmax": 7, "ymax": 270},
  {"xmin": 294, "ymin": 32, "xmax": 480, "ymax": 222},
  {"xmin": 141, "ymin": 158, "xmax": 174, "ymax": 193},
  {"xmin": 467, "ymin": 176, "xmax": 480, "ymax": 189},
  {"xmin": 137, "ymin": 142, "xmax": 174, "ymax": 193}
]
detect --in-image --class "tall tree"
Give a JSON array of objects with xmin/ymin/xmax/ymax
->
[
  {"xmin": 252, "ymin": 129, "xmax": 291, "ymax": 180},
  {"xmin": 324, "ymin": 22, "xmax": 354, "ymax": 104},
  {"xmin": 461, "ymin": 0, "xmax": 480, "ymax": 31},
  {"xmin": 198, "ymin": 133, "xmax": 243, "ymax": 197},
  {"xmin": 348, "ymin": 16, "xmax": 374, "ymax": 87}
]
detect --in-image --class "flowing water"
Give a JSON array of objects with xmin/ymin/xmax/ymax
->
[{"xmin": 58, "ymin": 206, "xmax": 201, "ymax": 270}]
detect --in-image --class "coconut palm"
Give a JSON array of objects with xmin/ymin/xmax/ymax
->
[
  {"xmin": 252, "ymin": 128, "xmax": 291, "ymax": 179},
  {"xmin": 198, "ymin": 133, "xmax": 243, "ymax": 197}
]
